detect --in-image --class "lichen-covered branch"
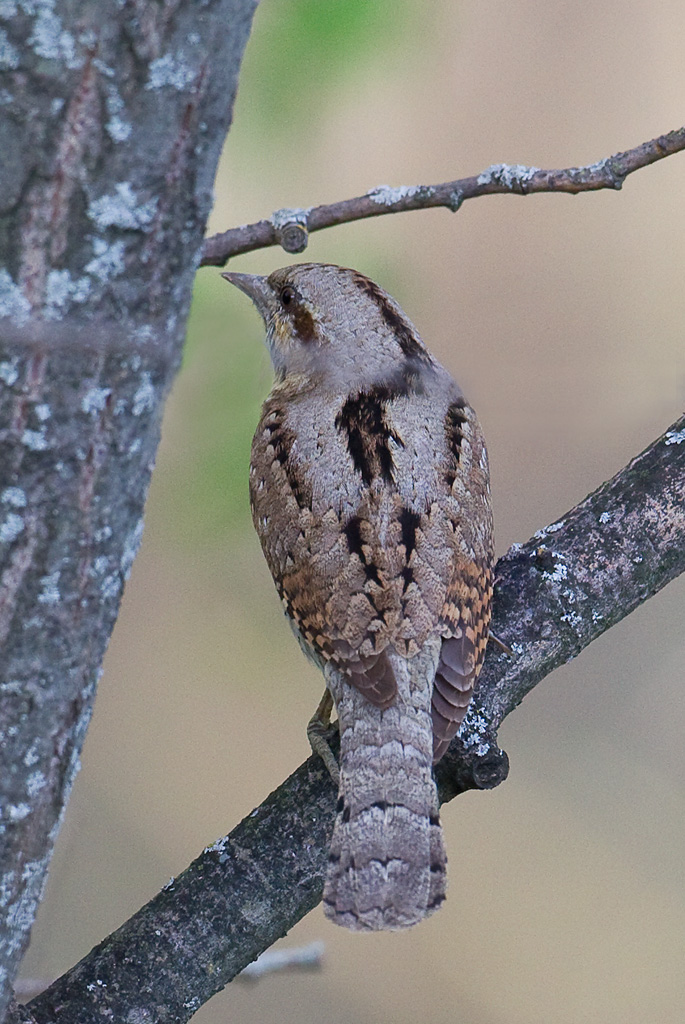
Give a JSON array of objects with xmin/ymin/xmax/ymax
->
[
  {"xmin": 0, "ymin": 4, "xmax": 257, "ymax": 1020},
  {"xmin": 200, "ymin": 127, "xmax": 685, "ymax": 264},
  {"xmin": 436, "ymin": 413, "xmax": 685, "ymax": 798},
  {"xmin": 22, "ymin": 414, "xmax": 685, "ymax": 1024}
]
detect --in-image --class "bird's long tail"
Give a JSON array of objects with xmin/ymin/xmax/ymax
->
[{"xmin": 323, "ymin": 639, "xmax": 446, "ymax": 930}]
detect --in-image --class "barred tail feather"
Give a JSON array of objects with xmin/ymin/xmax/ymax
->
[{"xmin": 323, "ymin": 641, "xmax": 446, "ymax": 931}]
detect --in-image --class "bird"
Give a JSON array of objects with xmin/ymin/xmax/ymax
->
[{"xmin": 222, "ymin": 263, "xmax": 493, "ymax": 931}]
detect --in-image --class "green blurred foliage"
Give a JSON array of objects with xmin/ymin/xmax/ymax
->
[
  {"xmin": 237, "ymin": 0, "xmax": 419, "ymax": 136},
  {"xmin": 153, "ymin": 274, "xmax": 264, "ymax": 544}
]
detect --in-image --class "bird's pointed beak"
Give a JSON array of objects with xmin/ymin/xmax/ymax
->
[{"xmin": 221, "ymin": 271, "xmax": 274, "ymax": 320}]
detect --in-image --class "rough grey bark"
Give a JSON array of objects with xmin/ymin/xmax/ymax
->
[
  {"xmin": 19, "ymin": 413, "xmax": 685, "ymax": 1024},
  {"xmin": 0, "ymin": 2, "xmax": 257, "ymax": 1020}
]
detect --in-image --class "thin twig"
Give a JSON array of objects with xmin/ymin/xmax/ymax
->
[
  {"xmin": 22, "ymin": 414, "xmax": 685, "ymax": 1024},
  {"xmin": 201, "ymin": 127, "xmax": 685, "ymax": 265},
  {"xmin": 237, "ymin": 942, "xmax": 324, "ymax": 982}
]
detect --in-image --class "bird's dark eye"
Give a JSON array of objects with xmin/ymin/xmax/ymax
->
[{"xmin": 280, "ymin": 286, "xmax": 295, "ymax": 307}]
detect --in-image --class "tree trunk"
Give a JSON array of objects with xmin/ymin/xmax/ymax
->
[{"xmin": 0, "ymin": 3, "xmax": 257, "ymax": 1018}]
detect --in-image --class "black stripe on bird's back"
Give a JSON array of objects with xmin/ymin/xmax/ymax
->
[
  {"xmin": 399, "ymin": 507, "xmax": 420, "ymax": 559},
  {"xmin": 335, "ymin": 385, "xmax": 404, "ymax": 486},
  {"xmin": 351, "ymin": 272, "xmax": 428, "ymax": 360},
  {"xmin": 343, "ymin": 515, "xmax": 381, "ymax": 585},
  {"xmin": 399, "ymin": 506, "xmax": 420, "ymax": 592}
]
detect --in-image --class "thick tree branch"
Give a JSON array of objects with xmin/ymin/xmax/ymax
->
[
  {"xmin": 23, "ymin": 414, "xmax": 685, "ymax": 1024},
  {"xmin": 201, "ymin": 127, "xmax": 685, "ymax": 265}
]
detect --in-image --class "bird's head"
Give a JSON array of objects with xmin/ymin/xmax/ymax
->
[{"xmin": 222, "ymin": 263, "xmax": 431, "ymax": 391}]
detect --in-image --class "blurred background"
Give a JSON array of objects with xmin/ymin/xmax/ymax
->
[{"xmin": 19, "ymin": 1, "xmax": 685, "ymax": 1022}]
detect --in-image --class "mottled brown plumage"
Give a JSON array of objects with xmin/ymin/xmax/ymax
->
[{"xmin": 223, "ymin": 263, "xmax": 493, "ymax": 930}]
